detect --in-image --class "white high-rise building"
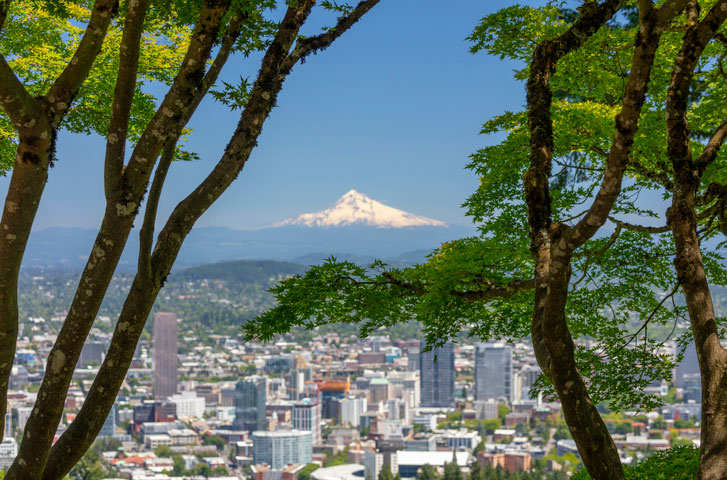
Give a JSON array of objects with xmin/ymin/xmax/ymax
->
[
  {"xmin": 292, "ymin": 398, "xmax": 321, "ymax": 444},
  {"xmin": 340, "ymin": 397, "xmax": 367, "ymax": 427},
  {"xmin": 15, "ymin": 407, "xmax": 31, "ymax": 433},
  {"xmin": 169, "ymin": 392, "xmax": 206, "ymax": 419},
  {"xmin": 0, "ymin": 438, "xmax": 17, "ymax": 470},
  {"xmin": 386, "ymin": 398, "xmax": 409, "ymax": 423},
  {"xmin": 364, "ymin": 450, "xmax": 384, "ymax": 480}
]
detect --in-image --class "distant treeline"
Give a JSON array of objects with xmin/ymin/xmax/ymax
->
[{"xmin": 176, "ymin": 259, "xmax": 307, "ymax": 286}]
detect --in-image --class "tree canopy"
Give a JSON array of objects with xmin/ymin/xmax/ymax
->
[
  {"xmin": 244, "ymin": 1, "xmax": 727, "ymax": 478},
  {"xmin": 0, "ymin": 0, "xmax": 381, "ymax": 479}
]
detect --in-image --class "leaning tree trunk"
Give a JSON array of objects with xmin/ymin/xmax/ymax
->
[
  {"xmin": 663, "ymin": 2, "xmax": 727, "ymax": 477},
  {"xmin": 524, "ymin": 1, "xmax": 687, "ymax": 478},
  {"xmin": 40, "ymin": 1, "xmax": 381, "ymax": 478},
  {"xmin": 0, "ymin": 0, "xmax": 118, "ymax": 444}
]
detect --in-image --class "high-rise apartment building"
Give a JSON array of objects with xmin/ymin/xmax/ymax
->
[
  {"xmin": 234, "ymin": 376, "xmax": 267, "ymax": 432},
  {"xmin": 419, "ymin": 342, "xmax": 455, "ymax": 408},
  {"xmin": 292, "ymin": 398, "xmax": 321, "ymax": 444},
  {"xmin": 252, "ymin": 430, "xmax": 312, "ymax": 468},
  {"xmin": 340, "ymin": 396, "xmax": 367, "ymax": 427},
  {"xmin": 474, "ymin": 343, "xmax": 512, "ymax": 402},
  {"xmin": 153, "ymin": 312, "xmax": 178, "ymax": 400}
]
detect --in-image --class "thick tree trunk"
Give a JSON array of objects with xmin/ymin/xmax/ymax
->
[
  {"xmin": 542, "ymin": 258, "xmax": 624, "ymax": 479},
  {"xmin": 663, "ymin": 3, "xmax": 727, "ymax": 477},
  {"xmin": 41, "ymin": 2, "xmax": 381, "ymax": 478},
  {"xmin": 670, "ymin": 192, "xmax": 727, "ymax": 479},
  {"xmin": 524, "ymin": 3, "xmax": 686, "ymax": 479},
  {"xmin": 0, "ymin": 127, "xmax": 52, "ymax": 441},
  {"xmin": 5, "ymin": 3, "xmax": 231, "ymax": 479}
]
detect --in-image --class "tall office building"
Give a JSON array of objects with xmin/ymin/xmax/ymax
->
[
  {"xmin": 419, "ymin": 342, "xmax": 455, "ymax": 408},
  {"xmin": 4, "ymin": 403, "xmax": 11, "ymax": 439},
  {"xmin": 292, "ymin": 398, "xmax": 321, "ymax": 444},
  {"xmin": 153, "ymin": 312, "xmax": 178, "ymax": 400},
  {"xmin": 252, "ymin": 430, "xmax": 312, "ymax": 468},
  {"xmin": 475, "ymin": 343, "xmax": 512, "ymax": 402},
  {"xmin": 99, "ymin": 404, "xmax": 117, "ymax": 437},
  {"xmin": 234, "ymin": 376, "xmax": 267, "ymax": 432}
]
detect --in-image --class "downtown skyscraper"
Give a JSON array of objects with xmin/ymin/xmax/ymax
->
[
  {"xmin": 234, "ymin": 375, "xmax": 267, "ymax": 432},
  {"xmin": 153, "ymin": 312, "xmax": 178, "ymax": 400},
  {"xmin": 475, "ymin": 343, "xmax": 512, "ymax": 402},
  {"xmin": 419, "ymin": 342, "xmax": 455, "ymax": 408}
]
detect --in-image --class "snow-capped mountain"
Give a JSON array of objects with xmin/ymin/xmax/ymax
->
[{"xmin": 272, "ymin": 189, "xmax": 447, "ymax": 228}]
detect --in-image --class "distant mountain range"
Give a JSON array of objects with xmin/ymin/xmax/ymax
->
[{"xmin": 21, "ymin": 190, "xmax": 476, "ymax": 271}]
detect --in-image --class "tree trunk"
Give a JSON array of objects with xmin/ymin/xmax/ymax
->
[
  {"xmin": 542, "ymin": 257, "xmax": 624, "ymax": 479},
  {"xmin": 663, "ymin": 3, "xmax": 727, "ymax": 477},
  {"xmin": 0, "ymin": 127, "xmax": 52, "ymax": 441}
]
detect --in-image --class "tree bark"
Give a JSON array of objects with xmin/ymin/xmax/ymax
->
[
  {"xmin": 0, "ymin": 0, "xmax": 117, "ymax": 445},
  {"xmin": 525, "ymin": 1, "xmax": 686, "ymax": 478},
  {"xmin": 663, "ymin": 2, "xmax": 727, "ymax": 478},
  {"xmin": 40, "ymin": 2, "xmax": 381, "ymax": 479},
  {"xmin": 4, "ymin": 2, "xmax": 230, "ymax": 478}
]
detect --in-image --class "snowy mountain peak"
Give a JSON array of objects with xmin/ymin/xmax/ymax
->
[{"xmin": 272, "ymin": 190, "xmax": 447, "ymax": 229}]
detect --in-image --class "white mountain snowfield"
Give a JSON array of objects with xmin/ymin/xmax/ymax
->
[{"xmin": 272, "ymin": 189, "xmax": 448, "ymax": 228}]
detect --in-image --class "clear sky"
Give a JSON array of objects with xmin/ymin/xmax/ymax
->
[{"xmin": 0, "ymin": 0, "xmax": 532, "ymax": 231}]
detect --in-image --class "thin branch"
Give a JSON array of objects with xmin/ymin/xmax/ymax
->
[
  {"xmin": 626, "ymin": 159, "xmax": 674, "ymax": 190},
  {"xmin": 45, "ymin": 0, "xmax": 118, "ymax": 124},
  {"xmin": 696, "ymin": 117, "xmax": 727, "ymax": 170},
  {"xmin": 576, "ymin": 224, "xmax": 623, "ymax": 257},
  {"xmin": 138, "ymin": 139, "xmax": 174, "ymax": 280},
  {"xmin": 280, "ymin": 0, "xmax": 381, "ymax": 74},
  {"xmin": 104, "ymin": 0, "xmax": 152, "ymax": 198},
  {"xmin": 608, "ymin": 216, "xmax": 670, "ymax": 233},
  {"xmin": 610, "ymin": 284, "xmax": 680, "ymax": 354},
  {"xmin": 449, "ymin": 278, "xmax": 536, "ymax": 303}
]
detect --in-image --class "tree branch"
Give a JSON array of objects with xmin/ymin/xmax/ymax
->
[
  {"xmin": 0, "ymin": 56, "xmax": 40, "ymax": 130},
  {"xmin": 566, "ymin": 0, "xmax": 688, "ymax": 251},
  {"xmin": 9, "ymin": 3, "xmax": 234, "ymax": 479},
  {"xmin": 138, "ymin": 139, "xmax": 174, "ymax": 281},
  {"xmin": 104, "ymin": 0, "xmax": 151, "ymax": 198},
  {"xmin": 610, "ymin": 283, "xmax": 680, "ymax": 354},
  {"xmin": 608, "ymin": 216, "xmax": 670, "ymax": 233},
  {"xmin": 45, "ymin": 0, "xmax": 118, "ymax": 125},
  {"xmin": 280, "ymin": 0, "xmax": 381, "ymax": 73},
  {"xmin": 449, "ymin": 278, "xmax": 535, "ymax": 303},
  {"xmin": 696, "ymin": 117, "xmax": 727, "ymax": 170}
]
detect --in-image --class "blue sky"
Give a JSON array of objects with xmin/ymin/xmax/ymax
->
[{"xmin": 0, "ymin": 0, "xmax": 530, "ymax": 230}]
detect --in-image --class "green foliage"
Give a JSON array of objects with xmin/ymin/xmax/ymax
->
[
  {"xmin": 572, "ymin": 446, "xmax": 700, "ymax": 480},
  {"xmin": 324, "ymin": 447, "xmax": 349, "ymax": 467},
  {"xmin": 154, "ymin": 445, "xmax": 174, "ymax": 457},
  {"xmin": 416, "ymin": 464, "xmax": 439, "ymax": 480},
  {"xmin": 68, "ymin": 447, "xmax": 106, "ymax": 480},
  {"xmin": 442, "ymin": 453, "xmax": 463, "ymax": 480},
  {"xmin": 0, "ymin": 0, "xmax": 281, "ymax": 175},
  {"xmin": 378, "ymin": 465, "xmax": 395, "ymax": 480},
  {"xmin": 553, "ymin": 422, "xmax": 572, "ymax": 441},
  {"xmin": 202, "ymin": 434, "xmax": 227, "ymax": 451},
  {"xmin": 298, "ymin": 463, "xmax": 320, "ymax": 480}
]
